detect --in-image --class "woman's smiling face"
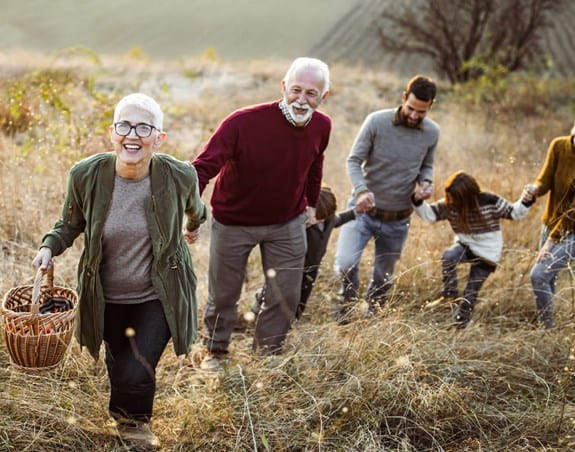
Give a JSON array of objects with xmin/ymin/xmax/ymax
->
[{"xmin": 110, "ymin": 105, "xmax": 160, "ymax": 169}]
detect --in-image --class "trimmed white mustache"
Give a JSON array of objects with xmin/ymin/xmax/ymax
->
[{"xmin": 289, "ymin": 102, "xmax": 312, "ymax": 117}]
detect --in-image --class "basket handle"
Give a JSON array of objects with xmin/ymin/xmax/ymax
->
[{"xmin": 30, "ymin": 264, "xmax": 55, "ymax": 315}]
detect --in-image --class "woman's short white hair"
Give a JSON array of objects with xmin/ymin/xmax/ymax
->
[
  {"xmin": 113, "ymin": 93, "xmax": 164, "ymax": 131},
  {"xmin": 283, "ymin": 57, "xmax": 330, "ymax": 95}
]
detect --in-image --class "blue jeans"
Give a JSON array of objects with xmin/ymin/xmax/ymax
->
[
  {"xmin": 334, "ymin": 209, "xmax": 410, "ymax": 306},
  {"xmin": 538, "ymin": 225, "xmax": 556, "ymax": 295},
  {"xmin": 104, "ymin": 300, "xmax": 171, "ymax": 422},
  {"xmin": 530, "ymin": 232, "xmax": 575, "ymax": 327}
]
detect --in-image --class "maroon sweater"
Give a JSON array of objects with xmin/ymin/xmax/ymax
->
[{"xmin": 193, "ymin": 101, "xmax": 331, "ymax": 226}]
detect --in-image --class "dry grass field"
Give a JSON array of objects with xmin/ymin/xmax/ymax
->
[{"xmin": 0, "ymin": 50, "xmax": 575, "ymax": 450}]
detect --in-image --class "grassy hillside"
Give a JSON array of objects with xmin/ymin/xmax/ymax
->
[
  {"xmin": 3, "ymin": 0, "xmax": 575, "ymax": 77},
  {"xmin": 0, "ymin": 51, "xmax": 575, "ymax": 450},
  {"xmin": 0, "ymin": 0, "xmax": 352, "ymax": 60},
  {"xmin": 312, "ymin": 0, "xmax": 575, "ymax": 77}
]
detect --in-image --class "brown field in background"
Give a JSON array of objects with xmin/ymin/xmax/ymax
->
[{"xmin": 0, "ymin": 51, "xmax": 574, "ymax": 450}]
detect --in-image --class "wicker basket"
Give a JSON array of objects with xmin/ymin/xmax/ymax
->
[{"xmin": 1, "ymin": 265, "xmax": 78, "ymax": 373}]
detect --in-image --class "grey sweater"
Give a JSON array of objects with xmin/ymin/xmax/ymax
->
[
  {"xmin": 100, "ymin": 175, "xmax": 157, "ymax": 304},
  {"xmin": 347, "ymin": 108, "xmax": 440, "ymax": 211}
]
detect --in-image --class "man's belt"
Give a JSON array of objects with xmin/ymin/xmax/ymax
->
[{"xmin": 367, "ymin": 207, "xmax": 413, "ymax": 222}]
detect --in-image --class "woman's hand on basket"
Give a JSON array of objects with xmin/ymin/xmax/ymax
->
[{"xmin": 32, "ymin": 247, "xmax": 53, "ymax": 271}]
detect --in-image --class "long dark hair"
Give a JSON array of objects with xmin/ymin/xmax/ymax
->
[{"xmin": 444, "ymin": 171, "xmax": 484, "ymax": 234}]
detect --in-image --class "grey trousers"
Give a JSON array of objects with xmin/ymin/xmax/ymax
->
[{"xmin": 203, "ymin": 214, "xmax": 306, "ymax": 355}]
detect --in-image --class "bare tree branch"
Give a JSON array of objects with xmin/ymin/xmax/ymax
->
[{"xmin": 378, "ymin": 0, "xmax": 566, "ymax": 83}]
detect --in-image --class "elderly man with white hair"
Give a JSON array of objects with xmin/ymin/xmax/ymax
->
[{"xmin": 193, "ymin": 57, "xmax": 331, "ymax": 368}]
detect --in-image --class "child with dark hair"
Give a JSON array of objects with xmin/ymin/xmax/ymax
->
[
  {"xmin": 253, "ymin": 186, "xmax": 355, "ymax": 320},
  {"xmin": 412, "ymin": 171, "xmax": 534, "ymax": 328}
]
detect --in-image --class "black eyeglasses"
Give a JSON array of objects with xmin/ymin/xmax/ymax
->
[{"xmin": 114, "ymin": 122, "xmax": 157, "ymax": 138}]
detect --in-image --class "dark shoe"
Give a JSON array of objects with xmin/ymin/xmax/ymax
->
[{"xmin": 453, "ymin": 299, "xmax": 473, "ymax": 329}]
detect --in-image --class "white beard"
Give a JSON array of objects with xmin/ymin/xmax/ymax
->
[{"xmin": 286, "ymin": 101, "xmax": 314, "ymax": 125}]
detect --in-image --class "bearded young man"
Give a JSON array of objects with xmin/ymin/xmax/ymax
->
[
  {"xmin": 192, "ymin": 57, "xmax": 331, "ymax": 369},
  {"xmin": 334, "ymin": 75, "xmax": 440, "ymax": 323}
]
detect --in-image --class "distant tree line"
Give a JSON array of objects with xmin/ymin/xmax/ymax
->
[{"xmin": 378, "ymin": 0, "xmax": 566, "ymax": 84}]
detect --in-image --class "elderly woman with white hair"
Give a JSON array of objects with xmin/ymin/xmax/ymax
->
[{"xmin": 32, "ymin": 93, "xmax": 206, "ymax": 446}]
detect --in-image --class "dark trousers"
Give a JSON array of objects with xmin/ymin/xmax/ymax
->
[
  {"xmin": 442, "ymin": 243, "xmax": 495, "ymax": 306},
  {"xmin": 104, "ymin": 299, "xmax": 171, "ymax": 422},
  {"xmin": 298, "ymin": 266, "xmax": 319, "ymax": 318}
]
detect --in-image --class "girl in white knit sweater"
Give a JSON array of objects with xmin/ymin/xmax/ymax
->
[{"xmin": 412, "ymin": 171, "xmax": 534, "ymax": 328}]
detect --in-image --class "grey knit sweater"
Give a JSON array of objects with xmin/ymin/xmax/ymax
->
[
  {"xmin": 100, "ymin": 175, "xmax": 157, "ymax": 304},
  {"xmin": 347, "ymin": 108, "xmax": 440, "ymax": 211}
]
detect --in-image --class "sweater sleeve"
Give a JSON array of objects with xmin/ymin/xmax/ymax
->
[
  {"xmin": 41, "ymin": 166, "xmax": 86, "ymax": 256},
  {"xmin": 413, "ymin": 199, "xmax": 448, "ymax": 223},
  {"xmin": 333, "ymin": 209, "xmax": 356, "ymax": 227},
  {"xmin": 495, "ymin": 195, "xmax": 531, "ymax": 221},
  {"xmin": 184, "ymin": 164, "xmax": 208, "ymax": 231},
  {"xmin": 347, "ymin": 114, "xmax": 374, "ymax": 196},
  {"xmin": 534, "ymin": 138, "xmax": 559, "ymax": 197},
  {"xmin": 192, "ymin": 114, "xmax": 238, "ymax": 195}
]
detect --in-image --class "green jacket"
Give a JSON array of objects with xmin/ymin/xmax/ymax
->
[{"xmin": 42, "ymin": 152, "xmax": 207, "ymax": 359}]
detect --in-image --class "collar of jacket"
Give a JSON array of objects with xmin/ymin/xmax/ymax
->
[{"xmin": 98, "ymin": 153, "xmax": 169, "ymax": 195}]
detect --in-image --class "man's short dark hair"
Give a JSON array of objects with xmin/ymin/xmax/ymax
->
[{"xmin": 405, "ymin": 75, "xmax": 436, "ymax": 102}]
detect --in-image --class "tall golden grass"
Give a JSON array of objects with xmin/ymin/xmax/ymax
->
[{"xmin": 0, "ymin": 51, "xmax": 574, "ymax": 450}]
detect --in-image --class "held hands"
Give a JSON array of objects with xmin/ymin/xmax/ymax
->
[
  {"xmin": 355, "ymin": 191, "xmax": 375, "ymax": 213},
  {"xmin": 305, "ymin": 206, "xmax": 317, "ymax": 227},
  {"xmin": 32, "ymin": 247, "xmax": 53, "ymax": 271},
  {"xmin": 413, "ymin": 181, "xmax": 434, "ymax": 202},
  {"xmin": 183, "ymin": 228, "xmax": 200, "ymax": 244},
  {"xmin": 521, "ymin": 184, "xmax": 538, "ymax": 204}
]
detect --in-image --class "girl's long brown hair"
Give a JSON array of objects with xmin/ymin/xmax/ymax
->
[{"xmin": 444, "ymin": 171, "xmax": 484, "ymax": 234}]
